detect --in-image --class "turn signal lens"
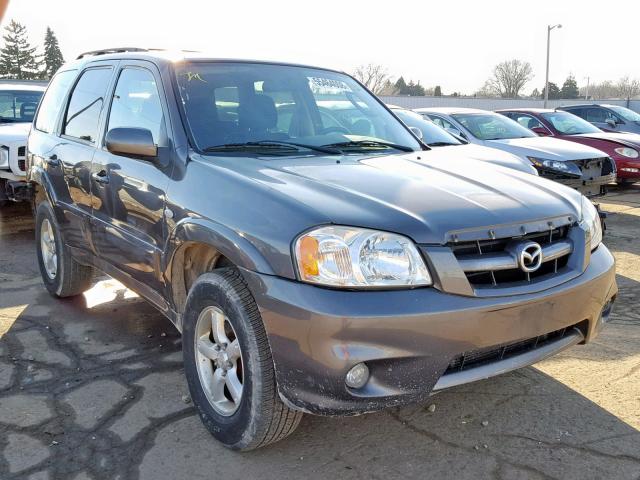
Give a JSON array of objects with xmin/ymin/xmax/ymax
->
[{"xmin": 298, "ymin": 236, "xmax": 319, "ymax": 276}]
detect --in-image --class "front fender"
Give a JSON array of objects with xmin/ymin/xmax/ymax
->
[{"xmin": 163, "ymin": 217, "xmax": 277, "ymax": 278}]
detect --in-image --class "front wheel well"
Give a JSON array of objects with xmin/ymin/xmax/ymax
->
[{"xmin": 170, "ymin": 242, "xmax": 234, "ymax": 314}]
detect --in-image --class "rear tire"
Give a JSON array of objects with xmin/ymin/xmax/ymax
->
[
  {"xmin": 35, "ymin": 202, "xmax": 93, "ymax": 297},
  {"xmin": 182, "ymin": 268, "xmax": 302, "ymax": 451}
]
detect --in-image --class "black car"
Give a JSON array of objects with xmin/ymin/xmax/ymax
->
[{"xmin": 558, "ymin": 104, "xmax": 640, "ymax": 134}]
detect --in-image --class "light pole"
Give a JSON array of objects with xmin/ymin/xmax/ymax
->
[
  {"xmin": 544, "ymin": 23, "xmax": 562, "ymax": 108},
  {"xmin": 584, "ymin": 76, "xmax": 590, "ymax": 100}
]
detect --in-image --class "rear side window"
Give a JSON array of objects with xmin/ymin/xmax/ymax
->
[
  {"xmin": 63, "ymin": 67, "xmax": 113, "ymax": 143},
  {"xmin": 34, "ymin": 70, "xmax": 76, "ymax": 133}
]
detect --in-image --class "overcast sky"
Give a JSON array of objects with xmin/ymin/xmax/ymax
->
[{"xmin": 4, "ymin": 0, "xmax": 639, "ymax": 94}]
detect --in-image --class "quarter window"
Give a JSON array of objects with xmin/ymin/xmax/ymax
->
[
  {"xmin": 34, "ymin": 70, "xmax": 76, "ymax": 133},
  {"xmin": 107, "ymin": 67, "xmax": 164, "ymax": 144},
  {"xmin": 63, "ymin": 68, "xmax": 113, "ymax": 143}
]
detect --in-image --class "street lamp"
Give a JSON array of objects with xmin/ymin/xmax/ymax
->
[{"xmin": 544, "ymin": 23, "xmax": 562, "ymax": 108}]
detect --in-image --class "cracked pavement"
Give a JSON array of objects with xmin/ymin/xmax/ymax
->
[{"xmin": 1, "ymin": 187, "xmax": 639, "ymax": 480}]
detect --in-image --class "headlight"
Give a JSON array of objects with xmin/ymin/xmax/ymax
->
[
  {"xmin": 581, "ymin": 196, "xmax": 602, "ymax": 251},
  {"xmin": 527, "ymin": 156, "xmax": 582, "ymax": 178},
  {"xmin": 614, "ymin": 147, "xmax": 639, "ymax": 158},
  {"xmin": 294, "ymin": 226, "xmax": 432, "ymax": 288}
]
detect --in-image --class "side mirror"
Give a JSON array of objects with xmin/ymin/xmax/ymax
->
[
  {"xmin": 408, "ymin": 126, "xmax": 424, "ymax": 141},
  {"xmin": 531, "ymin": 126, "xmax": 551, "ymax": 136},
  {"xmin": 605, "ymin": 118, "xmax": 617, "ymax": 128},
  {"xmin": 106, "ymin": 127, "xmax": 158, "ymax": 159}
]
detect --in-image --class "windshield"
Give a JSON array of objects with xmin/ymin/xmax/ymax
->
[
  {"xmin": 0, "ymin": 89, "xmax": 43, "ymax": 123},
  {"xmin": 609, "ymin": 105, "xmax": 640, "ymax": 122},
  {"xmin": 541, "ymin": 111, "xmax": 601, "ymax": 135},
  {"xmin": 174, "ymin": 62, "xmax": 421, "ymax": 154},
  {"xmin": 452, "ymin": 113, "xmax": 536, "ymax": 140},
  {"xmin": 392, "ymin": 109, "xmax": 462, "ymax": 146}
]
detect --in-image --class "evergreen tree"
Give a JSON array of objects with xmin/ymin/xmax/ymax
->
[
  {"xmin": 434, "ymin": 85, "xmax": 442, "ymax": 96},
  {"xmin": 42, "ymin": 26, "xmax": 64, "ymax": 79},
  {"xmin": 0, "ymin": 20, "xmax": 41, "ymax": 79},
  {"xmin": 394, "ymin": 76, "xmax": 407, "ymax": 94},
  {"xmin": 541, "ymin": 82, "xmax": 561, "ymax": 100},
  {"xmin": 560, "ymin": 75, "xmax": 579, "ymax": 99}
]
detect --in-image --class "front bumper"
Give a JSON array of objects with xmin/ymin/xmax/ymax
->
[{"xmin": 241, "ymin": 245, "xmax": 617, "ymax": 416}]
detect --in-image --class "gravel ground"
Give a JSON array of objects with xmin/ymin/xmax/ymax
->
[{"xmin": 0, "ymin": 187, "xmax": 639, "ymax": 480}]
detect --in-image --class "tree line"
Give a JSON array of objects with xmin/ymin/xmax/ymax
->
[
  {"xmin": 0, "ymin": 20, "xmax": 65, "ymax": 80},
  {"xmin": 354, "ymin": 60, "xmax": 640, "ymax": 100}
]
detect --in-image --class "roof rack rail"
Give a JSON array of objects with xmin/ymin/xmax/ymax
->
[{"xmin": 76, "ymin": 47, "xmax": 149, "ymax": 60}]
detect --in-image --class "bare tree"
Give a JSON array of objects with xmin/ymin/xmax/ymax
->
[
  {"xmin": 482, "ymin": 59, "xmax": 533, "ymax": 98},
  {"xmin": 617, "ymin": 76, "xmax": 640, "ymax": 100},
  {"xmin": 353, "ymin": 64, "xmax": 392, "ymax": 95}
]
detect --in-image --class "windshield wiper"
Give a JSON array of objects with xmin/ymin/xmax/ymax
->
[
  {"xmin": 322, "ymin": 140, "xmax": 414, "ymax": 152},
  {"xmin": 202, "ymin": 141, "xmax": 340, "ymax": 155},
  {"xmin": 427, "ymin": 141, "xmax": 458, "ymax": 147}
]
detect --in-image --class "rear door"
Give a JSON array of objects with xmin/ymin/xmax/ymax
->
[{"xmin": 90, "ymin": 61, "xmax": 172, "ymax": 299}]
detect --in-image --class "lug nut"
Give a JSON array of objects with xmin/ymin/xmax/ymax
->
[{"xmin": 345, "ymin": 363, "xmax": 369, "ymax": 389}]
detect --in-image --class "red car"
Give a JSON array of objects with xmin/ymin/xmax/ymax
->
[{"xmin": 497, "ymin": 108, "xmax": 640, "ymax": 185}]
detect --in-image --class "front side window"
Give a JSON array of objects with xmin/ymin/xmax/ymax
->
[
  {"xmin": 174, "ymin": 62, "xmax": 421, "ymax": 154},
  {"xmin": 35, "ymin": 70, "xmax": 76, "ymax": 133},
  {"xmin": 541, "ymin": 111, "xmax": 601, "ymax": 135},
  {"xmin": 63, "ymin": 67, "xmax": 113, "ymax": 143},
  {"xmin": 452, "ymin": 113, "xmax": 536, "ymax": 140},
  {"xmin": 107, "ymin": 67, "xmax": 164, "ymax": 144},
  {"xmin": 0, "ymin": 89, "xmax": 43, "ymax": 124},
  {"xmin": 585, "ymin": 107, "xmax": 616, "ymax": 123}
]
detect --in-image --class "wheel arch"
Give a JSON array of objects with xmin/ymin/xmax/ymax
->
[{"xmin": 164, "ymin": 218, "xmax": 276, "ymax": 319}]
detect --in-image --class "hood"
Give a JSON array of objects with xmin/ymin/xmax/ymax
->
[
  {"xmin": 205, "ymin": 152, "xmax": 583, "ymax": 245},
  {"xmin": 577, "ymin": 131, "xmax": 640, "ymax": 148},
  {"xmin": 488, "ymin": 136, "xmax": 609, "ymax": 161},
  {"xmin": 425, "ymin": 143, "xmax": 538, "ymax": 175},
  {"xmin": 0, "ymin": 122, "xmax": 31, "ymax": 143}
]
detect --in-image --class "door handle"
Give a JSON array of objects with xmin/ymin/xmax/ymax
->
[
  {"xmin": 46, "ymin": 154, "xmax": 60, "ymax": 167},
  {"xmin": 91, "ymin": 170, "xmax": 110, "ymax": 185}
]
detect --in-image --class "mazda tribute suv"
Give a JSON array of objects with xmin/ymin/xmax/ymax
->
[{"xmin": 27, "ymin": 48, "xmax": 617, "ymax": 450}]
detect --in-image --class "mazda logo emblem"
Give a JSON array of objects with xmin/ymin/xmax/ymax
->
[{"xmin": 516, "ymin": 241, "xmax": 543, "ymax": 273}]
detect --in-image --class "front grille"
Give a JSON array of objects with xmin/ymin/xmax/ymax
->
[
  {"xmin": 17, "ymin": 146, "xmax": 25, "ymax": 157},
  {"xmin": 450, "ymin": 227, "xmax": 571, "ymax": 287},
  {"xmin": 17, "ymin": 159, "xmax": 26, "ymax": 172},
  {"xmin": 444, "ymin": 326, "xmax": 575, "ymax": 374}
]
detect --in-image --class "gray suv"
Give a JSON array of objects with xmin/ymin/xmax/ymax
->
[{"xmin": 28, "ymin": 48, "xmax": 617, "ymax": 451}]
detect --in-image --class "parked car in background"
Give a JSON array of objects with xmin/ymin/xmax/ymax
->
[
  {"xmin": 498, "ymin": 108, "xmax": 640, "ymax": 185},
  {"xmin": 557, "ymin": 104, "xmax": 640, "ymax": 135},
  {"xmin": 28, "ymin": 48, "xmax": 617, "ymax": 450},
  {"xmin": 389, "ymin": 106, "xmax": 537, "ymax": 175},
  {"xmin": 416, "ymin": 108, "xmax": 616, "ymax": 198},
  {"xmin": 0, "ymin": 82, "xmax": 46, "ymax": 206}
]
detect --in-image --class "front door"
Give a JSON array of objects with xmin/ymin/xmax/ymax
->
[{"xmin": 90, "ymin": 62, "xmax": 172, "ymax": 299}]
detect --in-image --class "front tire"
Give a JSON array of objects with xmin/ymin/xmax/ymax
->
[
  {"xmin": 182, "ymin": 268, "xmax": 302, "ymax": 451},
  {"xmin": 35, "ymin": 202, "xmax": 93, "ymax": 297}
]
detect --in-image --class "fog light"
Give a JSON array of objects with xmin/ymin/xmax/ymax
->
[
  {"xmin": 620, "ymin": 167, "xmax": 639, "ymax": 173},
  {"xmin": 345, "ymin": 363, "xmax": 369, "ymax": 389}
]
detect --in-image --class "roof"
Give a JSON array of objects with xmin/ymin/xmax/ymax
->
[
  {"xmin": 65, "ymin": 47, "xmax": 344, "ymax": 75},
  {"xmin": 495, "ymin": 108, "xmax": 555, "ymax": 114},
  {"xmin": 0, "ymin": 83, "xmax": 46, "ymax": 92},
  {"xmin": 414, "ymin": 107, "xmax": 491, "ymax": 115},
  {"xmin": 559, "ymin": 103, "xmax": 621, "ymax": 109}
]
